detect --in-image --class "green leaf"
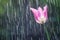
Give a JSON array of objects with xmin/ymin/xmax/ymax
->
[
  {"xmin": 44, "ymin": 26, "xmax": 50, "ymax": 40},
  {"xmin": 0, "ymin": 0, "xmax": 9, "ymax": 5},
  {"xmin": 0, "ymin": 6, "xmax": 4, "ymax": 15}
]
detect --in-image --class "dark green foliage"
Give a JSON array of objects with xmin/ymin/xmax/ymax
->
[{"xmin": 0, "ymin": 0, "xmax": 60, "ymax": 40}]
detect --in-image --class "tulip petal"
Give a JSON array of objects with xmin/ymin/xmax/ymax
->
[
  {"xmin": 38, "ymin": 7, "xmax": 43, "ymax": 14},
  {"xmin": 43, "ymin": 5, "xmax": 48, "ymax": 19},
  {"xmin": 30, "ymin": 7, "xmax": 39, "ymax": 20},
  {"xmin": 38, "ymin": 7, "xmax": 44, "ymax": 18}
]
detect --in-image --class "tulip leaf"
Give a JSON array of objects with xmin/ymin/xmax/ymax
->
[
  {"xmin": 44, "ymin": 26, "xmax": 50, "ymax": 40},
  {"xmin": 0, "ymin": 0, "xmax": 9, "ymax": 15},
  {"xmin": 0, "ymin": 6, "xmax": 4, "ymax": 15},
  {"xmin": 0, "ymin": 0, "xmax": 9, "ymax": 5}
]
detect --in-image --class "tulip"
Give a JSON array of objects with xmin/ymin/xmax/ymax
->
[{"xmin": 30, "ymin": 5, "xmax": 48, "ymax": 24}]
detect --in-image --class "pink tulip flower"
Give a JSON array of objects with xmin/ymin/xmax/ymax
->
[{"xmin": 30, "ymin": 5, "xmax": 48, "ymax": 24}]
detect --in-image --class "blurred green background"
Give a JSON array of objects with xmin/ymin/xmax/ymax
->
[{"xmin": 0, "ymin": 0, "xmax": 60, "ymax": 40}]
